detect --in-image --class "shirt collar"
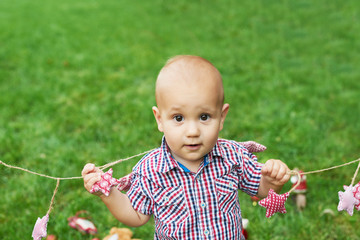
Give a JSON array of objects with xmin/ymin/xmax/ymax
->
[
  {"xmin": 155, "ymin": 136, "xmax": 179, "ymax": 173},
  {"xmin": 156, "ymin": 136, "xmax": 225, "ymax": 173},
  {"xmin": 211, "ymin": 140, "xmax": 225, "ymax": 158}
]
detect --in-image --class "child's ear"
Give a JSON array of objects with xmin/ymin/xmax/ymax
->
[
  {"xmin": 152, "ymin": 106, "xmax": 164, "ymax": 132},
  {"xmin": 219, "ymin": 103, "xmax": 230, "ymax": 131}
]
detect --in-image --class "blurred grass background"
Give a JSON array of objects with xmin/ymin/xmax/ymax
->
[{"xmin": 1, "ymin": 0, "xmax": 359, "ymax": 239}]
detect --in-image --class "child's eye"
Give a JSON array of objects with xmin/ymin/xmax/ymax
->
[
  {"xmin": 200, "ymin": 114, "xmax": 210, "ymax": 121},
  {"xmin": 173, "ymin": 115, "xmax": 184, "ymax": 122}
]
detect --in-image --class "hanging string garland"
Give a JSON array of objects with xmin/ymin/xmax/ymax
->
[
  {"xmin": 0, "ymin": 148, "xmax": 154, "ymax": 240},
  {"xmin": 1, "ymin": 147, "xmax": 360, "ymax": 239},
  {"xmin": 32, "ymin": 179, "xmax": 60, "ymax": 240},
  {"xmin": 258, "ymin": 160, "xmax": 360, "ymax": 218},
  {"xmin": 337, "ymin": 161, "xmax": 360, "ymax": 216},
  {"xmin": 258, "ymin": 170, "xmax": 301, "ymax": 218}
]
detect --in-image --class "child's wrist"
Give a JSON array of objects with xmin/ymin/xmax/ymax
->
[{"xmin": 99, "ymin": 186, "xmax": 118, "ymax": 199}]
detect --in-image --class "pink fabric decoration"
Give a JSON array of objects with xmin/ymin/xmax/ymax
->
[
  {"xmin": 239, "ymin": 141, "xmax": 266, "ymax": 152},
  {"xmin": 117, "ymin": 173, "xmax": 132, "ymax": 192},
  {"xmin": 90, "ymin": 168, "xmax": 120, "ymax": 196},
  {"xmin": 338, "ymin": 185, "xmax": 359, "ymax": 216},
  {"xmin": 68, "ymin": 211, "xmax": 97, "ymax": 235},
  {"xmin": 258, "ymin": 189, "xmax": 290, "ymax": 218},
  {"xmin": 32, "ymin": 214, "xmax": 49, "ymax": 240},
  {"xmin": 353, "ymin": 182, "xmax": 360, "ymax": 211}
]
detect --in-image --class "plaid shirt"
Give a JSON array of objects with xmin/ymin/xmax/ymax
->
[{"xmin": 127, "ymin": 137, "xmax": 263, "ymax": 240}]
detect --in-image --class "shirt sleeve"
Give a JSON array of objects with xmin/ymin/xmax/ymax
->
[
  {"xmin": 126, "ymin": 173, "xmax": 154, "ymax": 215},
  {"xmin": 237, "ymin": 149, "xmax": 263, "ymax": 196}
]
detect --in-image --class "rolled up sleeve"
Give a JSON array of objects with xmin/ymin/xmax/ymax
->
[{"xmin": 127, "ymin": 173, "xmax": 154, "ymax": 215}]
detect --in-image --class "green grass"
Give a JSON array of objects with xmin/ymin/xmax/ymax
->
[{"xmin": 1, "ymin": 0, "xmax": 360, "ymax": 239}]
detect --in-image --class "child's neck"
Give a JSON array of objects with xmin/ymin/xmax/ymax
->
[{"xmin": 176, "ymin": 157, "xmax": 203, "ymax": 173}]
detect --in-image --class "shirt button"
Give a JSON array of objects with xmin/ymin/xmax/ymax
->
[
  {"xmin": 204, "ymin": 229, "xmax": 210, "ymax": 236},
  {"xmin": 200, "ymin": 202, "xmax": 206, "ymax": 208},
  {"xmin": 164, "ymin": 197, "xmax": 169, "ymax": 202}
]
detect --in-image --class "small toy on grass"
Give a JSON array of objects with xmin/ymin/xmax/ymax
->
[
  {"xmin": 320, "ymin": 208, "xmax": 335, "ymax": 217},
  {"xmin": 103, "ymin": 227, "xmax": 141, "ymax": 240},
  {"xmin": 250, "ymin": 196, "xmax": 260, "ymax": 206},
  {"xmin": 68, "ymin": 211, "xmax": 97, "ymax": 235},
  {"xmin": 290, "ymin": 169, "xmax": 307, "ymax": 210},
  {"xmin": 242, "ymin": 218, "xmax": 249, "ymax": 239},
  {"xmin": 45, "ymin": 235, "xmax": 57, "ymax": 240}
]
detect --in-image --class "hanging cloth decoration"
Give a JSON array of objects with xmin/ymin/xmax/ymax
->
[{"xmin": 0, "ymin": 145, "xmax": 360, "ymax": 237}]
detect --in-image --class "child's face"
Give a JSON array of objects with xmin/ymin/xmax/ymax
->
[{"xmin": 153, "ymin": 62, "xmax": 229, "ymax": 166}]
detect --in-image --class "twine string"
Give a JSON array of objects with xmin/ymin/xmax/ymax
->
[
  {"xmin": 0, "ymin": 149, "xmax": 154, "ymax": 180},
  {"xmin": 288, "ymin": 170, "xmax": 302, "ymax": 194},
  {"xmin": 302, "ymin": 158, "xmax": 360, "ymax": 175},
  {"xmin": 1, "ymin": 143, "xmax": 359, "ymax": 225},
  {"xmin": 0, "ymin": 160, "xmax": 75, "ymax": 180},
  {"xmin": 2, "ymin": 154, "xmax": 359, "ymax": 183},
  {"xmin": 351, "ymin": 161, "xmax": 360, "ymax": 186},
  {"xmin": 47, "ymin": 179, "xmax": 60, "ymax": 216},
  {"xmin": 0, "ymin": 151, "xmax": 152, "ymax": 219},
  {"xmin": 0, "ymin": 152, "xmax": 360, "ymax": 224},
  {"xmin": 286, "ymin": 158, "xmax": 360, "ymax": 193},
  {"xmin": 1, "ymin": 154, "xmax": 360, "ymax": 216},
  {"xmin": 99, "ymin": 149, "xmax": 155, "ymax": 171}
]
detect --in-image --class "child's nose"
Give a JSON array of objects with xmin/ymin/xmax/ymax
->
[{"xmin": 186, "ymin": 121, "xmax": 200, "ymax": 137}]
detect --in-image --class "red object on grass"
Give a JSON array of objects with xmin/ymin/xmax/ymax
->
[
  {"xmin": 68, "ymin": 211, "xmax": 97, "ymax": 235},
  {"xmin": 46, "ymin": 235, "xmax": 57, "ymax": 240},
  {"xmin": 290, "ymin": 170, "xmax": 307, "ymax": 193}
]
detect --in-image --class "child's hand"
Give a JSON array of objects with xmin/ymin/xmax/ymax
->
[
  {"xmin": 261, "ymin": 159, "xmax": 290, "ymax": 186},
  {"xmin": 81, "ymin": 163, "xmax": 104, "ymax": 196}
]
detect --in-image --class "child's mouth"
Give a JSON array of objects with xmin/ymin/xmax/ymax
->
[{"xmin": 185, "ymin": 144, "xmax": 201, "ymax": 150}]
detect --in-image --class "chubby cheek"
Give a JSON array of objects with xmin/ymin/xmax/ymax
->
[
  {"xmin": 162, "ymin": 126, "xmax": 182, "ymax": 147},
  {"xmin": 202, "ymin": 127, "xmax": 220, "ymax": 147}
]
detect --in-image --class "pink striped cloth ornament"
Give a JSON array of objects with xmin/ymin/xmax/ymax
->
[
  {"xmin": 239, "ymin": 140, "xmax": 266, "ymax": 153},
  {"xmin": 353, "ymin": 181, "xmax": 360, "ymax": 211},
  {"xmin": 32, "ymin": 214, "xmax": 49, "ymax": 240},
  {"xmin": 90, "ymin": 168, "xmax": 120, "ymax": 196},
  {"xmin": 338, "ymin": 185, "xmax": 359, "ymax": 216},
  {"xmin": 117, "ymin": 173, "xmax": 132, "ymax": 192},
  {"xmin": 258, "ymin": 189, "xmax": 290, "ymax": 218}
]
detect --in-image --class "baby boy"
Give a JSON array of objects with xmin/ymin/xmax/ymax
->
[{"xmin": 82, "ymin": 55, "xmax": 290, "ymax": 239}]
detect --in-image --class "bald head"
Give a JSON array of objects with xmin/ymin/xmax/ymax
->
[{"xmin": 155, "ymin": 55, "xmax": 224, "ymax": 108}]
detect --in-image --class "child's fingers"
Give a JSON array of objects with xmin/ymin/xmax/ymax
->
[
  {"xmin": 276, "ymin": 164, "xmax": 290, "ymax": 183},
  {"xmin": 262, "ymin": 159, "xmax": 291, "ymax": 182},
  {"xmin": 82, "ymin": 163, "xmax": 102, "ymax": 176},
  {"xmin": 82, "ymin": 163, "xmax": 104, "ymax": 193},
  {"xmin": 81, "ymin": 163, "xmax": 96, "ymax": 177},
  {"xmin": 261, "ymin": 160, "xmax": 272, "ymax": 176},
  {"xmin": 83, "ymin": 172, "xmax": 102, "ymax": 192},
  {"xmin": 262, "ymin": 159, "xmax": 278, "ymax": 177}
]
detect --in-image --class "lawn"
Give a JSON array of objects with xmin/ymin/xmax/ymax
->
[{"xmin": 0, "ymin": 0, "xmax": 360, "ymax": 239}]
